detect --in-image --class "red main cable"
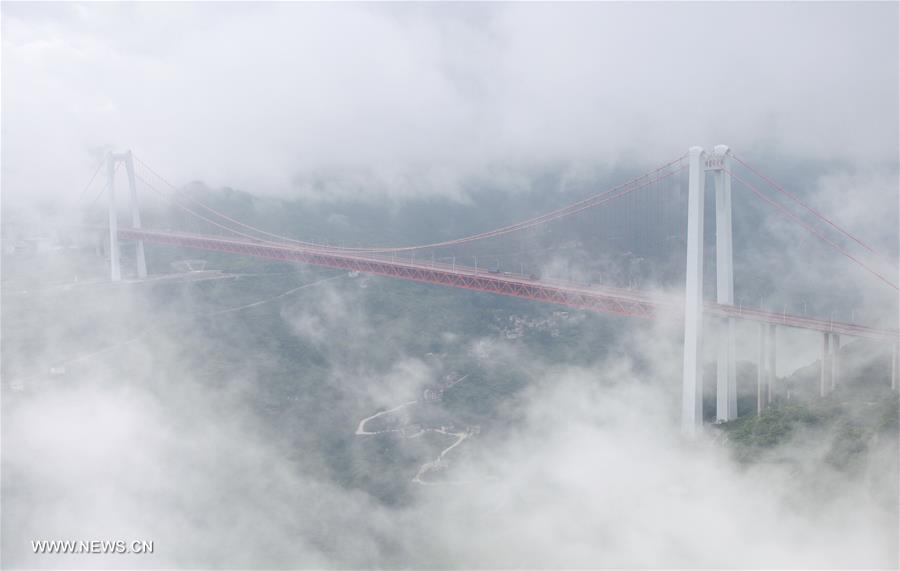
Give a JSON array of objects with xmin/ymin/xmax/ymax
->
[
  {"xmin": 727, "ymin": 168, "xmax": 899, "ymax": 292},
  {"xmin": 133, "ymin": 155, "xmax": 337, "ymax": 251},
  {"xmin": 134, "ymin": 153, "xmax": 686, "ymax": 254},
  {"xmin": 732, "ymin": 155, "xmax": 879, "ymax": 255},
  {"xmin": 135, "ymin": 173, "xmax": 286, "ymax": 245}
]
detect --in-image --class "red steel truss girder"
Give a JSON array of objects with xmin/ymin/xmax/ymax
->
[
  {"xmin": 119, "ymin": 228, "xmax": 898, "ymax": 340},
  {"xmin": 706, "ymin": 303, "xmax": 897, "ymax": 340},
  {"xmin": 119, "ymin": 229, "xmax": 658, "ymax": 319}
]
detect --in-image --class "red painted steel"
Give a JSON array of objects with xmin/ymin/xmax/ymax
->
[{"xmin": 118, "ymin": 227, "xmax": 898, "ymax": 341}]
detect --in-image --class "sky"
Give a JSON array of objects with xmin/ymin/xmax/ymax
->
[{"xmin": 2, "ymin": 2, "xmax": 898, "ymax": 205}]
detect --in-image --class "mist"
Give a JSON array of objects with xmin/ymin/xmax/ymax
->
[{"xmin": 2, "ymin": 2, "xmax": 898, "ymax": 570}]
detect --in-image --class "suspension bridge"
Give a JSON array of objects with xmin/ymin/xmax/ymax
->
[{"xmin": 84, "ymin": 146, "xmax": 899, "ymax": 435}]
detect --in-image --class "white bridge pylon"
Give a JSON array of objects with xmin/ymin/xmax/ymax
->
[
  {"xmin": 107, "ymin": 150, "xmax": 147, "ymax": 281},
  {"xmin": 682, "ymin": 145, "xmax": 738, "ymax": 436}
]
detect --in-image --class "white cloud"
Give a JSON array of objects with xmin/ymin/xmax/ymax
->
[{"xmin": 2, "ymin": 2, "xmax": 897, "ymax": 205}]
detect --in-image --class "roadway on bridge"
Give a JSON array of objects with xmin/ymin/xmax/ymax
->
[{"xmin": 118, "ymin": 227, "xmax": 898, "ymax": 341}]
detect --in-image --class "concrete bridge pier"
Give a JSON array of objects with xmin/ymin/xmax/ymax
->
[
  {"xmin": 767, "ymin": 324, "xmax": 777, "ymax": 404},
  {"xmin": 716, "ymin": 317, "xmax": 737, "ymax": 420},
  {"xmin": 756, "ymin": 323, "xmax": 779, "ymax": 412},
  {"xmin": 757, "ymin": 322, "xmax": 767, "ymax": 415},
  {"xmin": 892, "ymin": 340, "xmax": 898, "ymax": 390},
  {"xmin": 820, "ymin": 332, "xmax": 831, "ymax": 397},
  {"xmin": 831, "ymin": 333, "xmax": 841, "ymax": 390}
]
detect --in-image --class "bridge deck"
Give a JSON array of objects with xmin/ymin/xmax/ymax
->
[{"xmin": 118, "ymin": 228, "xmax": 898, "ymax": 341}]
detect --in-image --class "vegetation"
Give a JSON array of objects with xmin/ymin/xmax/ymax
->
[{"xmin": 717, "ymin": 384, "xmax": 899, "ymax": 470}]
